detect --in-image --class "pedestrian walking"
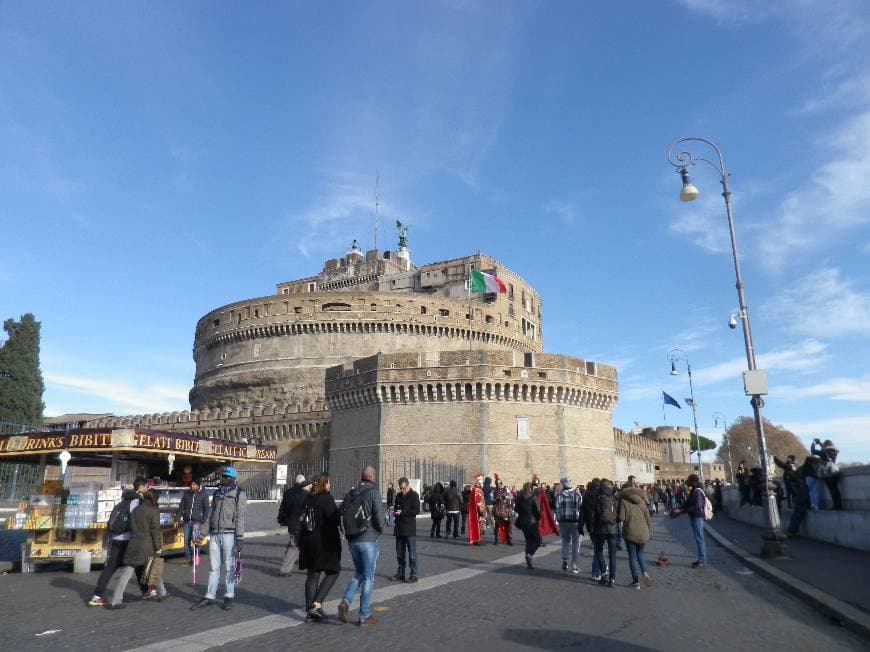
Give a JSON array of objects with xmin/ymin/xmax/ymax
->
[
  {"xmin": 672, "ymin": 473, "xmax": 708, "ymax": 568},
  {"xmin": 491, "ymin": 475, "xmax": 513, "ymax": 545},
  {"xmin": 176, "ymin": 479, "xmax": 209, "ymax": 565},
  {"xmin": 193, "ymin": 466, "xmax": 247, "ymax": 610},
  {"xmin": 592, "ymin": 478, "xmax": 619, "ymax": 587},
  {"xmin": 110, "ymin": 489, "xmax": 168, "ymax": 608},
  {"xmin": 554, "ymin": 475, "xmax": 582, "ymax": 574},
  {"xmin": 429, "ymin": 482, "xmax": 446, "ymax": 538},
  {"xmin": 444, "ymin": 480, "xmax": 462, "ymax": 539},
  {"xmin": 483, "ymin": 476, "xmax": 495, "ymax": 534},
  {"xmin": 277, "ymin": 475, "xmax": 312, "ymax": 576},
  {"xmin": 337, "ymin": 466, "xmax": 384, "ymax": 627},
  {"xmin": 299, "ymin": 473, "xmax": 341, "ymax": 621},
  {"xmin": 619, "ymin": 484, "xmax": 653, "ymax": 589},
  {"xmin": 582, "ymin": 479, "xmax": 607, "ymax": 581},
  {"xmin": 391, "ymin": 477, "xmax": 420, "ymax": 582},
  {"xmin": 514, "ymin": 481, "xmax": 541, "ymax": 568},
  {"xmin": 460, "ymin": 484, "xmax": 472, "ymax": 536},
  {"xmin": 88, "ymin": 478, "xmax": 147, "ymax": 607}
]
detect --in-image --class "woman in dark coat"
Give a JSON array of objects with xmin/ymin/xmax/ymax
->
[
  {"xmin": 298, "ymin": 473, "xmax": 341, "ymax": 621},
  {"xmin": 514, "ymin": 482, "xmax": 541, "ymax": 569},
  {"xmin": 110, "ymin": 489, "xmax": 167, "ymax": 607},
  {"xmin": 429, "ymin": 482, "xmax": 446, "ymax": 538}
]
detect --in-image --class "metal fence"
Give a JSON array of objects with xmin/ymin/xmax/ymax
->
[{"xmin": 0, "ymin": 422, "xmax": 42, "ymax": 502}]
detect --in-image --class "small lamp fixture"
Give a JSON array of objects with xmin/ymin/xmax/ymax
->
[
  {"xmin": 59, "ymin": 449, "xmax": 72, "ymax": 476},
  {"xmin": 670, "ymin": 360, "xmax": 679, "ymax": 376},
  {"xmin": 168, "ymin": 453, "xmax": 176, "ymax": 475},
  {"xmin": 679, "ymin": 168, "xmax": 700, "ymax": 202}
]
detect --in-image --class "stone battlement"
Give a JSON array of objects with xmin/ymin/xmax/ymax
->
[{"xmin": 325, "ymin": 350, "xmax": 617, "ymax": 412}]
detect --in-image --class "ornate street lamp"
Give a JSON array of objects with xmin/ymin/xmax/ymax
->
[
  {"xmin": 667, "ymin": 136, "xmax": 786, "ymax": 558},
  {"xmin": 667, "ymin": 349, "xmax": 704, "ymax": 485}
]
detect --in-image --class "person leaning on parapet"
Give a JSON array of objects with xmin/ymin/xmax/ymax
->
[
  {"xmin": 337, "ymin": 466, "xmax": 384, "ymax": 627},
  {"xmin": 176, "ymin": 478, "xmax": 209, "ymax": 565},
  {"xmin": 277, "ymin": 474, "xmax": 313, "ymax": 576},
  {"xmin": 812, "ymin": 438, "xmax": 843, "ymax": 510},
  {"xmin": 192, "ymin": 466, "xmax": 247, "ymax": 611}
]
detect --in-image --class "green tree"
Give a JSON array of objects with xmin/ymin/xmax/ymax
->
[
  {"xmin": 690, "ymin": 434, "xmax": 717, "ymax": 453},
  {"xmin": 715, "ymin": 416, "xmax": 808, "ymax": 479},
  {"xmin": 0, "ymin": 313, "xmax": 45, "ymax": 425}
]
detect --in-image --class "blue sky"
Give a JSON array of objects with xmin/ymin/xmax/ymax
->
[{"xmin": 3, "ymin": 1, "xmax": 870, "ymax": 462}]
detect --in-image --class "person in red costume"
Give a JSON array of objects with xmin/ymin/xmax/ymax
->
[
  {"xmin": 533, "ymin": 475, "xmax": 560, "ymax": 538},
  {"xmin": 467, "ymin": 475, "xmax": 486, "ymax": 546}
]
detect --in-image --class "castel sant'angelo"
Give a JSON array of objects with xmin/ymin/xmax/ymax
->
[{"xmin": 83, "ymin": 228, "xmax": 723, "ymax": 487}]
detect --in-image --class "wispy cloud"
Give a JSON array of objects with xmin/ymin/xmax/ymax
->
[
  {"xmin": 764, "ymin": 267, "xmax": 870, "ymax": 338},
  {"xmin": 544, "ymin": 200, "xmax": 577, "ymax": 226},
  {"xmin": 44, "ymin": 371, "xmax": 189, "ymax": 415},
  {"xmin": 678, "ymin": 0, "xmax": 773, "ymax": 24},
  {"xmin": 785, "ymin": 415, "xmax": 870, "ymax": 463},
  {"xmin": 776, "ymin": 375, "xmax": 870, "ymax": 402},
  {"xmin": 692, "ymin": 338, "xmax": 829, "ymax": 386}
]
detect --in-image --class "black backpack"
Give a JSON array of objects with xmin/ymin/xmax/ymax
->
[
  {"xmin": 341, "ymin": 487, "xmax": 370, "ymax": 538},
  {"xmin": 107, "ymin": 498, "xmax": 133, "ymax": 535},
  {"xmin": 596, "ymin": 493, "xmax": 617, "ymax": 525},
  {"xmin": 300, "ymin": 504, "xmax": 317, "ymax": 533}
]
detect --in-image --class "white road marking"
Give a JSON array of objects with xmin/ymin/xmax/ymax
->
[{"xmin": 131, "ymin": 545, "xmax": 559, "ymax": 652}]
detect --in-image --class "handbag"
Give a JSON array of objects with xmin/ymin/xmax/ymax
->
[{"xmin": 143, "ymin": 556, "xmax": 165, "ymax": 585}]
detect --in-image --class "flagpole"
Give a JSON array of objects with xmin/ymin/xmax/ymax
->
[{"xmin": 468, "ymin": 264, "xmax": 473, "ymax": 352}]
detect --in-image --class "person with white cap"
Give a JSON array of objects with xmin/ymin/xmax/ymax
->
[
  {"xmin": 554, "ymin": 475, "xmax": 582, "ymax": 574},
  {"xmin": 277, "ymin": 474, "xmax": 313, "ymax": 576}
]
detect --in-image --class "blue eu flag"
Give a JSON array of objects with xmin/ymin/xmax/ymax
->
[{"xmin": 662, "ymin": 391, "xmax": 682, "ymax": 409}]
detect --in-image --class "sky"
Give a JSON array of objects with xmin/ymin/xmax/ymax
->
[{"xmin": 2, "ymin": 1, "xmax": 870, "ymax": 463}]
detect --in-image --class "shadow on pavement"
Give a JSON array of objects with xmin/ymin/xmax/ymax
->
[{"xmin": 502, "ymin": 629, "xmax": 659, "ymax": 651}]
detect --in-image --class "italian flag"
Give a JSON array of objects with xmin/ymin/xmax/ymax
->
[{"xmin": 470, "ymin": 269, "xmax": 507, "ymax": 294}]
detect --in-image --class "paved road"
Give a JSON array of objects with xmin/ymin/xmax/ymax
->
[{"xmin": 0, "ymin": 514, "xmax": 865, "ymax": 651}]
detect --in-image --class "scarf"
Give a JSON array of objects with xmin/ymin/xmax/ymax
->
[{"xmin": 214, "ymin": 481, "xmax": 237, "ymax": 501}]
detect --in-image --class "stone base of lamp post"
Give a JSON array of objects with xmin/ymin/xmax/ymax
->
[{"xmin": 759, "ymin": 532, "xmax": 790, "ymax": 559}]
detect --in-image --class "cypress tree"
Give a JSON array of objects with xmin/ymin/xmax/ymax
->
[{"xmin": 0, "ymin": 313, "xmax": 45, "ymax": 425}]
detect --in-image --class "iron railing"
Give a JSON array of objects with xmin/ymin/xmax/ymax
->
[{"xmin": 0, "ymin": 422, "xmax": 42, "ymax": 502}]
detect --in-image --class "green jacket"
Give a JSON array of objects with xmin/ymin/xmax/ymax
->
[
  {"xmin": 123, "ymin": 501, "xmax": 162, "ymax": 567},
  {"xmin": 618, "ymin": 487, "xmax": 652, "ymax": 545}
]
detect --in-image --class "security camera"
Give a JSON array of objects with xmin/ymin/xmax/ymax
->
[{"xmin": 728, "ymin": 314, "xmax": 738, "ymax": 330}]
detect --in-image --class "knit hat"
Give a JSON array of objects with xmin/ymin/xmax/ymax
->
[{"xmin": 560, "ymin": 476, "xmax": 571, "ymax": 486}]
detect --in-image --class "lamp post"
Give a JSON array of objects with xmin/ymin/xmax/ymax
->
[
  {"xmin": 712, "ymin": 412, "xmax": 734, "ymax": 484},
  {"xmin": 667, "ymin": 348, "xmax": 704, "ymax": 485},
  {"xmin": 667, "ymin": 136, "xmax": 787, "ymax": 557}
]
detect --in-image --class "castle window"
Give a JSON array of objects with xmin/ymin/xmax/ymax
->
[
  {"xmin": 254, "ymin": 309, "xmax": 259, "ymax": 317},
  {"xmin": 516, "ymin": 416, "xmax": 529, "ymax": 440},
  {"xmin": 282, "ymin": 288, "xmax": 289, "ymax": 294},
  {"xmin": 508, "ymin": 284, "xmax": 514, "ymax": 300},
  {"xmin": 485, "ymin": 315, "xmax": 494, "ymax": 324},
  {"xmin": 438, "ymin": 309, "xmax": 449, "ymax": 317},
  {"xmin": 370, "ymin": 303, "xmax": 377, "ymax": 311},
  {"xmin": 586, "ymin": 361, "xmax": 596, "ymax": 375},
  {"xmin": 420, "ymin": 306, "xmax": 427, "ymax": 315},
  {"xmin": 308, "ymin": 282, "xmax": 316, "ymax": 293},
  {"xmin": 213, "ymin": 319, "xmax": 220, "ymax": 327},
  {"xmin": 323, "ymin": 303, "xmax": 351, "ymax": 312},
  {"xmin": 294, "ymin": 307, "xmax": 302, "ymax": 314}
]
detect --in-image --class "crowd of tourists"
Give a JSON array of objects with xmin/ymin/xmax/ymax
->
[{"xmin": 86, "ymin": 462, "xmax": 714, "ymax": 624}]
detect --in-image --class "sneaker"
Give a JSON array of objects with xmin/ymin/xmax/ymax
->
[
  {"xmin": 591, "ymin": 574, "xmax": 601, "ymax": 581},
  {"xmin": 630, "ymin": 581, "xmax": 640, "ymax": 589},
  {"xmin": 571, "ymin": 567, "xmax": 580, "ymax": 575},
  {"xmin": 405, "ymin": 576, "xmax": 418, "ymax": 584},
  {"xmin": 643, "ymin": 573, "xmax": 654, "ymax": 587},
  {"xmin": 357, "ymin": 617, "xmax": 378, "ymax": 627},
  {"xmin": 598, "ymin": 575, "xmax": 608, "ymax": 586},
  {"xmin": 141, "ymin": 589, "xmax": 158, "ymax": 600},
  {"xmin": 337, "ymin": 600, "xmax": 349, "ymax": 624},
  {"xmin": 191, "ymin": 598, "xmax": 214, "ymax": 610},
  {"xmin": 88, "ymin": 596, "xmax": 108, "ymax": 607},
  {"xmin": 307, "ymin": 607, "xmax": 325, "ymax": 621},
  {"xmin": 222, "ymin": 597, "xmax": 234, "ymax": 611},
  {"xmin": 525, "ymin": 553, "xmax": 533, "ymax": 569},
  {"xmin": 691, "ymin": 561, "xmax": 706, "ymax": 569},
  {"xmin": 390, "ymin": 574, "xmax": 405, "ymax": 582},
  {"xmin": 607, "ymin": 578, "xmax": 614, "ymax": 588},
  {"xmin": 562, "ymin": 561, "xmax": 569, "ymax": 571}
]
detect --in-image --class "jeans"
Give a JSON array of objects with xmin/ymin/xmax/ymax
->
[
  {"xmin": 593, "ymin": 534, "xmax": 617, "ymax": 581},
  {"xmin": 343, "ymin": 540, "xmax": 379, "ymax": 620},
  {"xmin": 690, "ymin": 516, "xmax": 707, "ymax": 563},
  {"xmin": 626, "ymin": 541, "xmax": 647, "ymax": 582},
  {"xmin": 430, "ymin": 518, "xmax": 443, "ymax": 537},
  {"xmin": 805, "ymin": 477, "xmax": 822, "ymax": 509},
  {"xmin": 446, "ymin": 512, "xmax": 460, "ymax": 537},
  {"xmin": 280, "ymin": 532, "xmax": 300, "ymax": 575},
  {"xmin": 183, "ymin": 522, "xmax": 201, "ymax": 561},
  {"xmin": 559, "ymin": 523, "xmax": 580, "ymax": 569},
  {"xmin": 461, "ymin": 510, "xmax": 467, "ymax": 534},
  {"xmin": 94, "ymin": 539, "xmax": 129, "ymax": 597},
  {"xmin": 395, "ymin": 535, "xmax": 417, "ymax": 578},
  {"xmin": 111, "ymin": 565, "xmax": 162, "ymax": 606},
  {"xmin": 206, "ymin": 532, "xmax": 237, "ymax": 600},
  {"xmin": 304, "ymin": 570, "xmax": 339, "ymax": 608},
  {"xmin": 824, "ymin": 476, "xmax": 842, "ymax": 510},
  {"xmin": 521, "ymin": 524, "xmax": 541, "ymax": 557}
]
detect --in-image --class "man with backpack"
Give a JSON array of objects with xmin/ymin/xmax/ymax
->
[
  {"xmin": 592, "ymin": 478, "xmax": 619, "ymax": 587},
  {"xmin": 193, "ymin": 466, "xmax": 247, "ymax": 610},
  {"xmin": 277, "ymin": 475, "xmax": 312, "ymax": 576},
  {"xmin": 391, "ymin": 477, "xmax": 420, "ymax": 582},
  {"xmin": 671, "ymin": 473, "xmax": 710, "ymax": 568},
  {"xmin": 554, "ymin": 475, "xmax": 582, "ymax": 574},
  {"xmin": 337, "ymin": 466, "xmax": 384, "ymax": 626},
  {"xmin": 88, "ymin": 477, "xmax": 147, "ymax": 607}
]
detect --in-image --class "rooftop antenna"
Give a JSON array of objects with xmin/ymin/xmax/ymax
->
[{"xmin": 373, "ymin": 171, "xmax": 380, "ymax": 252}]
